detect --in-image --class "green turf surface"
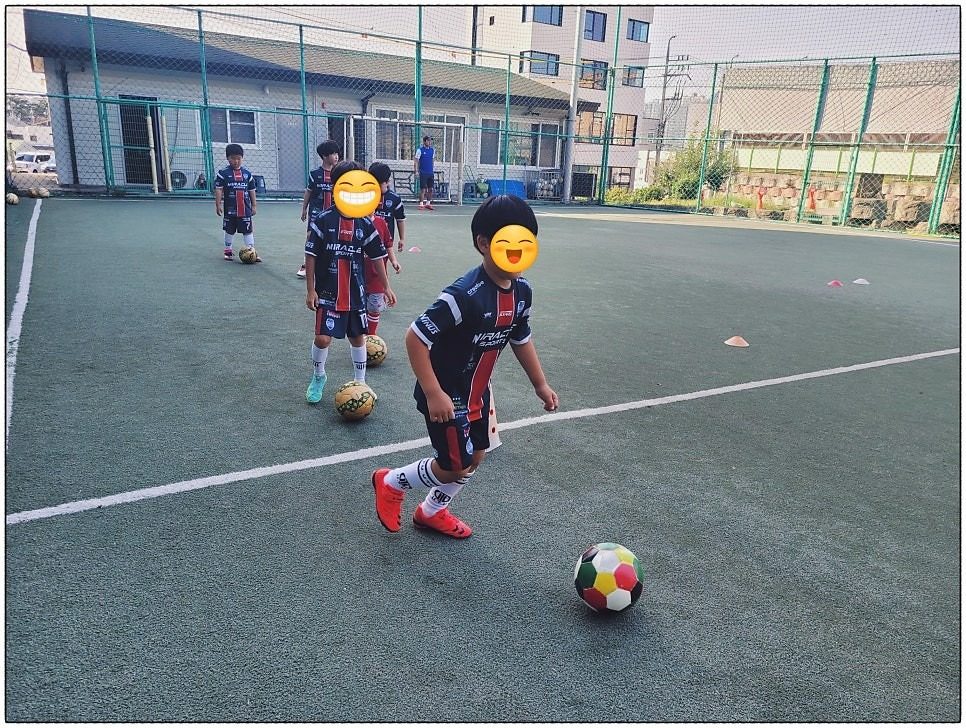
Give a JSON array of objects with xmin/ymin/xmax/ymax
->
[{"xmin": 5, "ymin": 199, "xmax": 960, "ymax": 721}]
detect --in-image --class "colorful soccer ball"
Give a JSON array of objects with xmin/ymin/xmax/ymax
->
[
  {"xmin": 334, "ymin": 380, "xmax": 376, "ymax": 421},
  {"xmin": 238, "ymin": 247, "xmax": 258, "ymax": 264},
  {"xmin": 5, "ymin": 193, "xmax": 19, "ymax": 205},
  {"xmin": 365, "ymin": 334, "xmax": 387, "ymax": 367},
  {"xmin": 574, "ymin": 542, "xmax": 644, "ymax": 613}
]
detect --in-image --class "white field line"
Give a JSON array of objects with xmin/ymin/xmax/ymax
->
[
  {"xmin": 5, "ymin": 347, "xmax": 958, "ymax": 527},
  {"xmin": 6, "ymin": 199, "xmax": 43, "ymax": 450}
]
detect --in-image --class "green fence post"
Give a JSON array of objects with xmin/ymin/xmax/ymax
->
[
  {"xmin": 197, "ymin": 10, "xmax": 214, "ymax": 191},
  {"xmin": 840, "ymin": 58, "xmax": 877, "ymax": 225},
  {"xmin": 503, "ymin": 54, "xmax": 511, "ymax": 186},
  {"xmin": 928, "ymin": 87, "xmax": 960, "ymax": 234},
  {"xmin": 598, "ymin": 67, "xmax": 617, "ymax": 203},
  {"xmin": 598, "ymin": 6, "xmax": 621, "ymax": 204},
  {"xmin": 299, "ymin": 24, "xmax": 310, "ymax": 184},
  {"xmin": 795, "ymin": 59, "xmax": 830, "ymax": 223},
  {"xmin": 87, "ymin": 7, "xmax": 114, "ymax": 190},
  {"xmin": 695, "ymin": 63, "xmax": 718, "ymax": 212},
  {"xmin": 414, "ymin": 7, "xmax": 423, "ymax": 146}
]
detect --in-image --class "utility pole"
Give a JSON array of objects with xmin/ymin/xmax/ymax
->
[
  {"xmin": 652, "ymin": 36, "xmax": 689, "ymax": 182},
  {"xmin": 561, "ymin": 6, "xmax": 585, "ymax": 204}
]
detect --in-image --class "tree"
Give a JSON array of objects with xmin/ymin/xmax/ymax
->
[
  {"xmin": 6, "ymin": 95, "xmax": 49, "ymax": 126},
  {"xmin": 652, "ymin": 134, "xmax": 733, "ymax": 200}
]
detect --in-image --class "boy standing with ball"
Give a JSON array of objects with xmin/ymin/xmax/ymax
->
[
  {"xmin": 304, "ymin": 161, "xmax": 396, "ymax": 403},
  {"xmin": 214, "ymin": 144, "xmax": 259, "ymax": 262},
  {"xmin": 372, "ymin": 195, "xmax": 558, "ymax": 538}
]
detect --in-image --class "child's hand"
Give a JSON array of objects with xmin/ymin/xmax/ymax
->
[
  {"xmin": 426, "ymin": 391, "xmax": 455, "ymax": 423},
  {"xmin": 215, "ymin": 206, "xmax": 222, "ymax": 216},
  {"xmin": 535, "ymin": 384, "xmax": 558, "ymax": 412},
  {"xmin": 305, "ymin": 290, "xmax": 319, "ymax": 311},
  {"xmin": 301, "ymin": 209, "xmax": 307, "ymax": 222},
  {"xmin": 391, "ymin": 260, "xmax": 401, "ymax": 274},
  {"xmin": 251, "ymin": 207, "xmax": 257, "ymax": 216},
  {"xmin": 397, "ymin": 241, "xmax": 404, "ymax": 252},
  {"xmin": 384, "ymin": 288, "xmax": 397, "ymax": 307}
]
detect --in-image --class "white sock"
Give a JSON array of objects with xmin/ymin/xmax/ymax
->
[
  {"xmin": 351, "ymin": 344, "xmax": 367, "ymax": 382},
  {"xmin": 422, "ymin": 478, "xmax": 467, "ymax": 517},
  {"xmin": 243, "ymin": 233, "xmax": 255, "ymax": 248},
  {"xmin": 386, "ymin": 457, "xmax": 441, "ymax": 492},
  {"xmin": 224, "ymin": 233, "xmax": 233, "ymax": 248},
  {"xmin": 311, "ymin": 344, "xmax": 328, "ymax": 377}
]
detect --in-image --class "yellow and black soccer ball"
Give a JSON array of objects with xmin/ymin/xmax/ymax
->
[
  {"xmin": 238, "ymin": 247, "xmax": 258, "ymax": 264},
  {"xmin": 5, "ymin": 193, "xmax": 19, "ymax": 205},
  {"xmin": 365, "ymin": 334, "xmax": 387, "ymax": 367},
  {"xmin": 334, "ymin": 381, "xmax": 377, "ymax": 421}
]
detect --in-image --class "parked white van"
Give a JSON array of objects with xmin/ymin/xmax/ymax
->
[{"xmin": 15, "ymin": 152, "xmax": 55, "ymax": 173}]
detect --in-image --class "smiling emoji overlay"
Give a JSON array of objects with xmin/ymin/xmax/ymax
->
[
  {"xmin": 490, "ymin": 224, "xmax": 539, "ymax": 273},
  {"xmin": 334, "ymin": 169, "xmax": 380, "ymax": 218}
]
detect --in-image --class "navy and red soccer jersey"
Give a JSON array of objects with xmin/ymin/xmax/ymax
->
[
  {"xmin": 373, "ymin": 189, "xmax": 406, "ymax": 241},
  {"xmin": 410, "ymin": 266, "xmax": 533, "ymax": 422},
  {"xmin": 306, "ymin": 167, "xmax": 334, "ymax": 216},
  {"xmin": 306, "ymin": 208, "xmax": 387, "ymax": 312},
  {"xmin": 365, "ymin": 216, "xmax": 392, "ymax": 295},
  {"xmin": 214, "ymin": 165, "xmax": 256, "ymax": 217}
]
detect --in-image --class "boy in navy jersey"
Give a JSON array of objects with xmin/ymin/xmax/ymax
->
[
  {"xmin": 298, "ymin": 140, "xmax": 341, "ymax": 278},
  {"xmin": 372, "ymin": 195, "xmax": 558, "ymax": 538},
  {"xmin": 214, "ymin": 144, "xmax": 259, "ymax": 261},
  {"xmin": 304, "ymin": 161, "xmax": 396, "ymax": 403},
  {"xmin": 365, "ymin": 162, "xmax": 406, "ymax": 335}
]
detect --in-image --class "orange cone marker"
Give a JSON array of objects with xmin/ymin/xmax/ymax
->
[
  {"xmin": 827, "ymin": 279, "xmax": 844, "ymax": 287},
  {"xmin": 724, "ymin": 335, "xmax": 750, "ymax": 347}
]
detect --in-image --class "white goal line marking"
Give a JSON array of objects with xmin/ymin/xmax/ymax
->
[{"xmin": 6, "ymin": 347, "xmax": 958, "ymax": 527}]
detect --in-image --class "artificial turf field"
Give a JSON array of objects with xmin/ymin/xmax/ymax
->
[{"xmin": 4, "ymin": 197, "xmax": 960, "ymax": 721}]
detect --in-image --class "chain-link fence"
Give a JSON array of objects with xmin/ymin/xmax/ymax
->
[{"xmin": 6, "ymin": 6, "xmax": 960, "ymax": 235}]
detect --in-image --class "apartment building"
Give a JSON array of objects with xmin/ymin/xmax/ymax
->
[{"xmin": 471, "ymin": 5, "xmax": 654, "ymax": 191}]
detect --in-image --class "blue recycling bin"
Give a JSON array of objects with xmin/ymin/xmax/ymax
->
[{"xmin": 486, "ymin": 179, "xmax": 526, "ymax": 198}]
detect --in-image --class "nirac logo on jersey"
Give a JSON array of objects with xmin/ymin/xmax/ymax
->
[{"xmin": 472, "ymin": 330, "xmax": 511, "ymax": 346}]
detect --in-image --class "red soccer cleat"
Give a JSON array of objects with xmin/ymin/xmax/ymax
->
[
  {"xmin": 424, "ymin": 203, "xmax": 434, "ymax": 211},
  {"xmin": 413, "ymin": 504, "xmax": 472, "ymax": 538},
  {"xmin": 372, "ymin": 468, "xmax": 404, "ymax": 533}
]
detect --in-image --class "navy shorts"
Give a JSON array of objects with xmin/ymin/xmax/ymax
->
[
  {"xmin": 419, "ymin": 173, "xmax": 435, "ymax": 191},
  {"xmin": 223, "ymin": 215, "xmax": 253, "ymax": 235},
  {"xmin": 315, "ymin": 307, "xmax": 367, "ymax": 339},
  {"xmin": 425, "ymin": 402, "xmax": 490, "ymax": 472}
]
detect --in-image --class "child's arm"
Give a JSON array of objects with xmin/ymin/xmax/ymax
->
[
  {"xmin": 214, "ymin": 187, "xmax": 223, "ymax": 216},
  {"xmin": 300, "ymin": 189, "xmax": 312, "ymax": 221},
  {"xmin": 304, "ymin": 255, "xmax": 318, "ymax": 311},
  {"xmin": 374, "ymin": 257, "xmax": 396, "ymax": 306},
  {"xmin": 249, "ymin": 189, "xmax": 257, "ymax": 215},
  {"xmin": 510, "ymin": 340, "xmax": 558, "ymax": 411},
  {"xmin": 405, "ymin": 328, "xmax": 454, "ymax": 423},
  {"xmin": 396, "ymin": 219, "xmax": 406, "ymax": 251},
  {"xmin": 386, "ymin": 245, "xmax": 401, "ymax": 274}
]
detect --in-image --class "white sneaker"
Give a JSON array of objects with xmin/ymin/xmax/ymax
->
[{"xmin": 297, "ymin": 264, "xmax": 306, "ymax": 279}]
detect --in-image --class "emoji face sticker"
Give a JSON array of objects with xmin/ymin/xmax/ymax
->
[
  {"xmin": 490, "ymin": 224, "xmax": 539, "ymax": 273},
  {"xmin": 334, "ymin": 170, "xmax": 380, "ymax": 218}
]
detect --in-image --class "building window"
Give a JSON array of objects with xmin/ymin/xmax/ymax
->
[
  {"xmin": 520, "ymin": 51, "xmax": 560, "ymax": 76},
  {"xmin": 480, "ymin": 119, "xmax": 501, "ymax": 165},
  {"xmin": 529, "ymin": 123, "xmax": 560, "ymax": 167},
  {"xmin": 577, "ymin": 111, "xmax": 605, "ymax": 142},
  {"xmin": 531, "ymin": 5, "xmax": 563, "ymax": 25},
  {"xmin": 376, "ymin": 109, "xmax": 399, "ymax": 159},
  {"xmin": 627, "ymin": 19, "xmax": 649, "ymax": 42},
  {"xmin": 577, "ymin": 112, "xmax": 637, "ymax": 146},
  {"xmin": 622, "ymin": 66, "xmax": 645, "ymax": 87},
  {"xmin": 584, "ymin": 10, "xmax": 606, "ymax": 42},
  {"xmin": 208, "ymin": 108, "xmax": 257, "ymax": 145},
  {"xmin": 608, "ymin": 166, "xmax": 632, "ymax": 191},
  {"xmin": 612, "ymin": 114, "xmax": 638, "ymax": 146},
  {"xmin": 579, "ymin": 60, "xmax": 608, "ymax": 90}
]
